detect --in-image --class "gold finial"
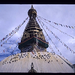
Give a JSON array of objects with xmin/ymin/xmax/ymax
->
[{"xmin": 31, "ymin": 5, "xmax": 34, "ymax": 9}]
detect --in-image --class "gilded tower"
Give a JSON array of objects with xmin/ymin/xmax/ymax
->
[{"xmin": 18, "ymin": 5, "xmax": 48, "ymax": 52}]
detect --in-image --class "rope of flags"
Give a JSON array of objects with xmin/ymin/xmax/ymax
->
[
  {"xmin": 37, "ymin": 16, "xmax": 75, "ymax": 39},
  {"xmin": 40, "ymin": 20, "xmax": 75, "ymax": 54},
  {"xmin": 1, "ymin": 31, "xmax": 17, "ymax": 47},
  {"xmin": 2, "ymin": 36, "xmax": 21, "ymax": 53},
  {"xmin": 43, "ymin": 32, "xmax": 55, "ymax": 54},
  {"xmin": 37, "ymin": 17, "xmax": 63, "ymax": 56},
  {"xmin": 46, "ymin": 37, "xmax": 55, "ymax": 53},
  {"xmin": 49, "ymin": 44, "xmax": 56, "ymax": 54},
  {"xmin": 0, "ymin": 17, "xmax": 28, "ymax": 44},
  {"xmin": 38, "ymin": 15, "xmax": 75, "ymax": 29},
  {"xmin": 0, "ymin": 16, "xmax": 27, "ymax": 53}
]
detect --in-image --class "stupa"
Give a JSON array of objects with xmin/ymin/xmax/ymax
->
[{"xmin": 0, "ymin": 5, "xmax": 75, "ymax": 73}]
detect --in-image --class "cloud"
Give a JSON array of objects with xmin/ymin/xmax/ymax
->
[
  {"xmin": 0, "ymin": 52, "xmax": 11, "ymax": 61},
  {"xmin": 67, "ymin": 38, "xmax": 75, "ymax": 44}
]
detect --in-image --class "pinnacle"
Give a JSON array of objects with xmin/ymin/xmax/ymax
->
[{"xmin": 31, "ymin": 5, "xmax": 34, "ymax": 9}]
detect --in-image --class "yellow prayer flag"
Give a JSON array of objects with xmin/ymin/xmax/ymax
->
[
  {"xmin": 71, "ymin": 26, "xmax": 74, "ymax": 29},
  {"xmin": 10, "ymin": 46, "xmax": 11, "ymax": 49},
  {"xmin": 9, "ymin": 33, "xmax": 11, "ymax": 35}
]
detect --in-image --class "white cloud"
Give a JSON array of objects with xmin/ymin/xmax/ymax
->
[{"xmin": 67, "ymin": 38, "xmax": 75, "ymax": 44}]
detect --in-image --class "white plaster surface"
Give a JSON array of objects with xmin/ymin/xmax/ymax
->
[{"xmin": 0, "ymin": 52, "xmax": 74, "ymax": 73}]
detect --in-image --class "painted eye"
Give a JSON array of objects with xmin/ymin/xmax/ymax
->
[{"xmin": 40, "ymin": 34, "xmax": 42, "ymax": 36}]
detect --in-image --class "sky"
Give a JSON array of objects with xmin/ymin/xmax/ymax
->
[{"xmin": 0, "ymin": 4, "xmax": 75, "ymax": 64}]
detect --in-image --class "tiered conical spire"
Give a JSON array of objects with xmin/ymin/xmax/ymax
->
[{"xmin": 18, "ymin": 5, "xmax": 48, "ymax": 52}]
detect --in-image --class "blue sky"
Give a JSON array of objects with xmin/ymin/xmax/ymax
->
[{"xmin": 0, "ymin": 4, "xmax": 75, "ymax": 64}]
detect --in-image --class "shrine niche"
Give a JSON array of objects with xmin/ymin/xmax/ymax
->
[{"xmin": 28, "ymin": 62, "xmax": 37, "ymax": 73}]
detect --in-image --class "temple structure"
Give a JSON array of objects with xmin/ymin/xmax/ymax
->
[
  {"xmin": 0, "ymin": 5, "xmax": 75, "ymax": 73},
  {"xmin": 18, "ymin": 5, "xmax": 48, "ymax": 53}
]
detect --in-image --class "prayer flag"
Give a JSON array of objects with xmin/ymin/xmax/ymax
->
[
  {"xmin": 71, "ymin": 26, "xmax": 74, "ymax": 29},
  {"xmin": 15, "ymin": 27, "xmax": 17, "ymax": 29},
  {"xmin": 73, "ymin": 52, "xmax": 75, "ymax": 54},
  {"xmin": 44, "ymin": 19, "xmax": 46, "ymax": 20},
  {"xmin": 26, "ymin": 17, "xmax": 28, "ymax": 20},
  {"xmin": 3, "ymin": 42, "xmax": 5, "ymax": 44},
  {"xmin": 24, "ymin": 20, "xmax": 25, "ymax": 22},
  {"xmin": 3, "ymin": 50, "xmax": 5, "ymax": 52},
  {"xmin": 3, "ymin": 38, "xmax": 5, "ymax": 40},
  {"xmin": 59, "ymin": 24, "xmax": 62, "ymax": 25},
  {"xmin": 10, "ymin": 46, "xmax": 11, "ymax": 49},
  {"xmin": 32, "ymin": 51, "xmax": 34, "ymax": 54},
  {"xmin": 61, "ymin": 24, "xmax": 62, "ymax": 26},
  {"xmin": 1, "ymin": 39, "xmax": 2, "ymax": 42},
  {"xmin": 54, "ymin": 22, "xmax": 58, "ymax": 25},
  {"xmin": 9, "ymin": 33, "xmax": 11, "ymax": 35},
  {"xmin": 6, "ymin": 35, "xmax": 8, "ymax": 38},
  {"xmin": 66, "ymin": 25, "xmax": 68, "ymax": 27},
  {"xmin": 12, "ymin": 30, "xmax": 14, "ymax": 32},
  {"xmin": 64, "ymin": 44, "xmax": 66, "ymax": 46},
  {"xmin": 69, "ymin": 26, "xmax": 71, "ymax": 28},
  {"xmin": 49, "ymin": 21, "xmax": 51, "ymax": 22}
]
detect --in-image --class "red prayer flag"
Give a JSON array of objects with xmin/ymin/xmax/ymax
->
[
  {"xmin": 32, "ymin": 51, "xmax": 34, "ymax": 54},
  {"xmin": 12, "ymin": 30, "xmax": 14, "ymax": 32},
  {"xmin": 66, "ymin": 25, "xmax": 68, "ymax": 27},
  {"xmin": 3, "ymin": 38, "xmax": 5, "ymax": 40},
  {"xmin": 54, "ymin": 22, "xmax": 58, "ymax": 25},
  {"xmin": 3, "ymin": 50, "xmax": 5, "ymax": 52}
]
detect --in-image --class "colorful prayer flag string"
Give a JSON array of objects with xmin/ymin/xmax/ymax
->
[
  {"xmin": 37, "ymin": 17, "xmax": 63, "ymax": 56},
  {"xmin": 2, "ymin": 36, "xmax": 21, "ymax": 53},
  {"xmin": 38, "ymin": 17, "xmax": 75, "ymax": 54},
  {"xmin": 0, "ymin": 17, "xmax": 28, "ymax": 44},
  {"xmin": 37, "ymin": 15, "xmax": 75, "ymax": 29},
  {"xmin": 37, "ymin": 16, "xmax": 75, "ymax": 39},
  {"xmin": 49, "ymin": 44, "xmax": 55, "ymax": 54},
  {"xmin": 45, "ymin": 34, "xmax": 55, "ymax": 53},
  {"xmin": 49, "ymin": 27, "xmax": 75, "ymax": 54}
]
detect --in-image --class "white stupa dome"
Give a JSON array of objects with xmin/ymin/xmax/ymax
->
[{"xmin": 0, "ymin": 51, "xmax": 74, "ymax": 73}]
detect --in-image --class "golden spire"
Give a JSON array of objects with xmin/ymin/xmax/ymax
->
[
  {"xmin": 18, "ymin": 5, "xmax": 48, "ymax": 52},
  {"xmin": 31, "ymin": 5, "xmax": 34, "ymax": 9}
]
